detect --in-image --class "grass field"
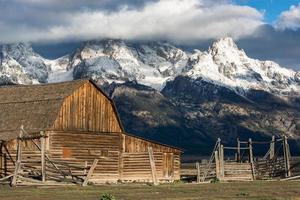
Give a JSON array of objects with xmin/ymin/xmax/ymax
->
[{"xmin": 0, "ymin": 181, "xmax": 300, "ymax": 200}]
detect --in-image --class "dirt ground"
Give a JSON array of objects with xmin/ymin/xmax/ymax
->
[{"xmin": 0, "ymin": 181, "xmax": 300, "ymax": 200}]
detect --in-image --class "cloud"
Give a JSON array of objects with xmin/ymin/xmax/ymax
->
[
  {"xmin": 276, "ymin": 3, "xmax": 300, "ymax": 30},
  {"xmin": 0, "ymin": 0, "xmax": 264, "ymax": 43},
  {"xmin": 238, "ymin": 24, "xmax": 300, "ymax": 71}
]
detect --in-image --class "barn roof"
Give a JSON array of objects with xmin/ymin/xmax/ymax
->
[{"xmin": 0, "ymin": 79, "xmax": 112, "ymax": 141}]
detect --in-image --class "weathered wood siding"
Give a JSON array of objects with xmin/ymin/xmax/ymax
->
[
  {"xmin": 49, "ymin": 131, "xmax": 121, "ymax": 182},
  {"xmin": 121, "ymin": 134, "xmax": 181, "ymax": 181},
  {"xmin": 0, "ymin": 138, "xmax": 43, "ymax": 176},
  {"xmin": 53, "ymin": 82, "xmax": 122, "ymax": 133}
]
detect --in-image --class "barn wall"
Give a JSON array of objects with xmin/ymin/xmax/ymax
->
[
  {"xmin": 121, "ymin": 134, "xmax": 181, "ymax": 181},
  {"xmin": 53, "ymin": 82, "xmax": 122, "ymax": 133},
  {"xmin": 123, "ymin": 134, "xmax": 180, "ymax": 153},
  {"xmin": 0, "ymin": 132, "xmax": 181, "ymax": 182},
  {"xmin": 0, "ymin": 138, "xmax": 43, "ymax": 176},
  {"xmin": 48, "ymin": 131, "xmax": 121, "ymax": 182},
  {"xmin": 47, "ymin": 132, "xmax": 181, "ymax": 182}
]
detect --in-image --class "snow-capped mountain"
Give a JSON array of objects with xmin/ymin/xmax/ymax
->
[
  {"xmin": 49, "ymin": 37, "xmax": 300, "ymax": 95},
  {"xmin": 0, "ymin": 43, "xmax": 50, "ymax": 85},
  {"xmin": 0, "ymin": 38, "xmax": 300, "ymax": 155},
  {"xmin": 185, "ymin": 37, "xmax": 300, "ymax": 95},
  {"xmin": 69, "ymin": 40, "xmax": 188, "ymax": 89},
  {"xmin": 1, "ymin": 38, "xmax": 299, "ymax": 96}
]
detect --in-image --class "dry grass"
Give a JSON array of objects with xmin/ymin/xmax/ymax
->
[{"xmin": 0, "ymin": 181, "xmax": 300, "ymax": 200}]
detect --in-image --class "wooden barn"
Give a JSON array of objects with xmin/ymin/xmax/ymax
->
[{"xmin": 0, "ymin": 79, "xmax": 181, "ymax": 186}]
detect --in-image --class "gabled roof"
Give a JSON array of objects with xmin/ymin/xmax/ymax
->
[{"xmin": 0, "ymin": 79, "xmax": 103, "ymax": 140}]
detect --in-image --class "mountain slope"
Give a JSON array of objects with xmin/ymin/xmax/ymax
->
[
  {"xmin": 184, "ymin": 38, "xmax": 300, "ymax": 95},
  {"xmin": 0, "ymin": 38, "xmax": 300, "ymax": 156},
  {"xmin": 70, "ymin": 40, "xmax": 188, "ymax": 90},
  {"xmin": 0, "ymin": 43, "xmax": 50, "ymax": 85}
]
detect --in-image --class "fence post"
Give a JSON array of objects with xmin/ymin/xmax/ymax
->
[
  {"xmin": 215, "ymin": 151, "xmax": 220, "ymax": 180},
  {"xmin": 12, "ymin": 128, "xmax": 23, "ymax": 186},
  {"xmin": 270, "ymin": 135, "xmax": 275, "ymax": 160},
  {"xmin": 283, "ymin": 136, "xmax": 291, "ymax": 177},
  {"xmin": 40, "ymin": 131, "xmax": 46, "ymax": 182},
  {"xmin": 248, "ymin": 138, "xmax": 256, "ymax": 180},
  {"xmin": 219, "ymin": 145, "xmax": 224, "ymax": 178},
  {"xmin": 237, "ymin": 138, "xmax": 240, "ymax": 162},
  {"xmin": 196, "ymin": 162, "xmax": 201, "ymax": 183}
]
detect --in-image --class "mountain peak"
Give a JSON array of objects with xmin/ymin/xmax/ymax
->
[{"xmin": 212, "ymin": 37, "xmax": 237, "ymax": 49}]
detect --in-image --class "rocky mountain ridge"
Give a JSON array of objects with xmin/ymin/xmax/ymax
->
[
  {"xmin": 1, "ymin": 38, "xmax": 299, "ymax": 95},
  {"xmin": 0, "ymin": 38, "xmax": 299, "ymax": 155}
]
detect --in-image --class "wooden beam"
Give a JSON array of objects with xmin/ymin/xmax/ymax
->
[
  {"xmin": 12, "ymin": 129, "xmax": 23, "ymax": 186},
  {"xmin": 148, "ymin": 147, "xmax": 158, "ymax": 185},
  {"xmin": 219, "ymin": 145, "xmax": 224, "ymax": 178},
  {"xmin": 248, "ymin": 138, "xmax": 255, "ymax": 180},
  {"xmin": 214, "ymin": 150, "xmax": 220, "ymax": 179},
  {"xmin": 40, "ymin": 131, "xmax": 46, "ymax": 182},
  {"xmin": 281, "ymin": 175, "xmax": 300, "ymax": 181},
  {"xmin": 82, "ymin": 159, "xmax": 98, "ymax": 187},
  {"xmin": 237, "ymin": 138, "xmax": 240, "ymax": 162},
  {"xmin": 270, "ymin": 135, "xmax": 275, "ymax": 160},
  {"xmin": 283, "ymin": 136, "xmax": 291, "ymax": 177},
  {"xmin": 11, "ymin": 161, "xmax": 20, "ymax": 186},
  {"xmin": 31, "ymin": 138, "xmax": 66, "ymax": 178},
  {"xmin": 84, "ymin": 161, "xmax": 88, "ymax": 175},
  {"xmin": 0, "ymin": 174, "xmax": 13, "ymax": 182},
  {"xmin": 196, "ymin": 162, "xmax": 201, "ymax": 183}
]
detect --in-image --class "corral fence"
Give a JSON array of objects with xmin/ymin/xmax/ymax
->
[{"xmin": 181, "ymin": 136, "xmax": 300, "ymax": 182}]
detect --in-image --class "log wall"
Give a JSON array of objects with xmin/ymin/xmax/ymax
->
[
  {"xmin": 0, "ymin": 138, "xmax": 43, "ymax": 177},
  {"xmin": 121, "ymin": 134, "xmax": 181, "ymax": 181},
  {"xmin": 49, "ymin": 131, "xmax": 121, "ymax": 182}
]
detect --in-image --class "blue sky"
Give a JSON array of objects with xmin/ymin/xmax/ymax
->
[{"xmin": 235, "ymin": 0, "xmax": 300, "ymax": 23}]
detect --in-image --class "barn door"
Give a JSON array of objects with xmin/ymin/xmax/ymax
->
[{"xmin": 163, "ymin": 153, "xmax": 174, "ymax": 178}]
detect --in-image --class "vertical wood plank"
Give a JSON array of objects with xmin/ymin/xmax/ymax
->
[
  {"xmin": 196, "ymin": 162, "xmax": 201, "ymax": 183},
  {"xmin": 270, "ymin": 135, "xmax": 275, "ymax": 160},
  {"xmin": 219, "ymin": 145, "xmax": 224, "ymax": 178},
  {"xmin": 40, "ymin": 132, "xmax": 46, "ymax": 182},
  {"xmin": 248, "ymin": 138, "xmax": 255, "ymax": 180},
  {"xmin": 12, "ymin": 130, "xmax": 22, "ymax": 186},
  {"xmin": 215, "ymin": 150, "xmax": 220, "ymax": 179},
  {"xmin": 82, "ymin": 159, "xmax": 98, "ymax": 186},
  {"xmin": 237, "ymin": 138, "xmax": 240, "ymax": 162},
  {"xmin": 148, "ymin": 147, "xmax": 158, "ymax": 185},
  {"xmin": 283, "ymin": 136, "xmax": 291, "ymax": 177}
]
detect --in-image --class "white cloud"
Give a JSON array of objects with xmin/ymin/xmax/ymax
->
[
  {"xmin": 0, "ymin": 0, "xmax": 264, "ymax": 43},
  {"xmin": 276, "ymin": 3, "xmax": 300, "ymax": 30}
]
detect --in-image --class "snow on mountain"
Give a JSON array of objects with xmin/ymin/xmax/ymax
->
[
  {"xmin": 0, "ymin": 38, "xmax": 299, "ymax": 96},
  {"xmin": 185, "ymin": 37, "xmax": 300, "ymax": 95},
  {"xmin": 46, "ymin": 55, "xmax": 73, "ymax": 83},
  {"xmin": 70, "ymin": 40, "xmax": 188, "ymax": 89},
  {"xmin": 0, "ymin": 43, "xmax": 50, "ymax": 85}
]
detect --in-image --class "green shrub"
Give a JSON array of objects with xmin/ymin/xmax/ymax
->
[
  {"xmin": 100, "ymin": 193, "xmax": 116, "ymax": 200},
  {"xmin": 210, "ymin": 177, "xmax": 220, "ymax": 183}
]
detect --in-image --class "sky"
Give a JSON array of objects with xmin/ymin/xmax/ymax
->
[{"xmin": 1, "ymin": 0, "xmax": 300, "ymax": 70}]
